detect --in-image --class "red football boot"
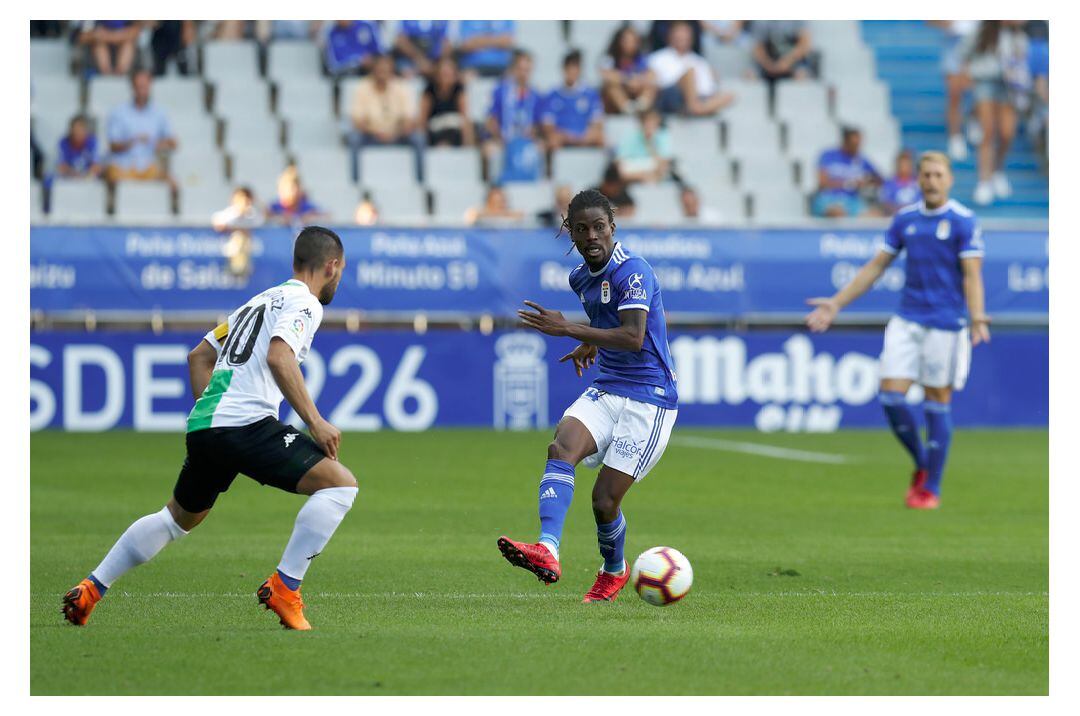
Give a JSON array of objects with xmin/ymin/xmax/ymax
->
[
  {"xmin": 906, "ymin": 468, "xmax": 929, "ymax": 504},
  {"xmin": 582, "ymin": 562, "xmax": 630, "ymax": 603},
  {"xmin": 497, "ymin": 536, "xmax": 561, "ymax": 584},
  {"xmin": 906, "ymin": 488, "xmax": 941, "ymax": 510},
  {"xmin": 62, "ymin": 578, "xmax": 103, "ymax": 626}
]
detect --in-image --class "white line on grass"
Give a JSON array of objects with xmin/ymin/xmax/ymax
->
[
  {"xmin": 671, "ymin": 435, "xmax": 855, "ymax": 464},
  {"xmin": 35, "ymin": 590, "xmax": 1047, "ymax": 599}
]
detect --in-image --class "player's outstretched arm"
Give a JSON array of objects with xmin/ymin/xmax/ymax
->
[
  {"xmin": 961, "ymin": 256, "xmax": 991, "ymax": 346},
  {"xmin": 518, "ymin": 300, "xmax": 646, "ymax": 352},
  {"xmin": 805, "ymin": 250, "xmax": 895, "ymax": 333},
  {"xmin": 267, "ymin": 337, "xmax": 341, "ymax": 460},
  {"xmin": 188, "ymin": 339, "xmax": 218, "ymax": 400}
]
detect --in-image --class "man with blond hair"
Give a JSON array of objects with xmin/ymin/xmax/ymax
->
[{"xmin": 805, "ymin": 151, "xmax": 989, "ymax": 509}]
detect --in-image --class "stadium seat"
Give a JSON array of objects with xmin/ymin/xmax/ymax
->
[
  {"xmin": 784, "ymin": 116, "xmax": 839, "ymax": 157},
  {"xmin": 749, "ymin": 187, "xmax": 809, "ymax": 222},
  {"xmin": 627, "ymin": 182, "xmax": 682, "ymax": 224},
  {"xmin": 170, "ymin": 147, "xmax": 228, "ymax": 187},
  {"xmin": 705, "ymin": 42, "xmax": 755, "ymax": 79},
  {"xmin": 551, "ymin": 147, "xmax": 608, "ymax": 186},
  {"xmin": 230, "ymin": 150, "xmax": 290, "ymax": 197},
  {"xmin": 834, "ymin": 80, "xmax": 892, "ymax": 124},
  {"xmin": 504, "ymin": 181, "xmax": 554, "ymax": 216},
  {"xmin": 30, "ymin": 39, "xmax": 70, "ymax": 78},
  {"xmin": 465, "ymin": 77, "xmax": 498, "ymax": 124},
  {"xmin": 604, "ymin": 115, "xmax": 639, "ymax": 149},
  {"xmin": 87, "ymin": 76, "xmax": 131, "ymax": 118},
  {"xmin": 737, "ymin": 155, "xmax": 797, "ymax": 192},
  {"xmin": 359, "ymin": 146, "xmax": 417, "ymax": 186},
  {"xmin": 49, "ymin": 180, "xmax": 108, "ymax": 222},
  {"xmin": 266, "ymin": 41, "xmax": 323, "ymax": 84},
  {"xmin": 177, "ymin": 178, "xmax": 233, "ymax": 224},
  {"xmin": 430, "ymin": 182, "xmax": 486, "ymax": 224},
  {"xmin": 170, "ymin": 114, "xmax": 220, "ymax": 151},
  {"xmin": 30, "ymin": 77, "xmax": 81, "ymax": 121},
  {"xmin": 30, "ymin": 181, "xmax": 45, "ymax": 224},
  {"xmin": 293, "ymin": 147, "xmax": 353, "ymax": 187},
  {"xmin": 532, "ymin": 60, "xmax": 564, "ymax": 95},
  {"xmin": 275, "ymin": 79, "xmax": 336, "ymax": 122},
  {"xmin": 202, "ymin": 40, "xmax": 261, "ymax": 85},
  {"xmin": 304, "ymin": 181, "xmax": 363, "ymax": 224},
  {"xmin": 674, "ymin": 155, "xmax": 735, "ymax": 191},
  {"xmin": 819, "ymin": 45, "xmax": 878, "ymax": 86},
  {"xmin": 695, "ymin": 187, "xmax": 749, "ymax": 223},
  {"xmin": 667, "ymin": 118, "xmax": 722, "ymax": 157},
  {"xmin": 721, "ymin": 80, "xmax": 770, "ymax": 121},
  {"xmin": 424, "ymin": 146, "xmax": 483, "ymax": 190},
  {"xmin": 284, "ymin": 116, "xmax": 344, "ymax": 152},
  {"xmin": 114, "ymin": 182, "xmax": 174, "ymax": 222},
  {"xmin": 773, "ymin": 81, "xmax": 830, "ymax": 124},
  {"xmin": 31, "ymin": 114, "xmax": 70, "ymax": 167},
  {"xmin": 807, "ymin": 20, "xmax": 864, "ymax": 53},
  {"xmin": 221, "ymin": 115, "xmax": 282, "ymax": 154},
  {"xmin": 366, "ymin": 183, "xmax": 430, "ymax": 223},
  {"xmin": 724, "ymin": 116, "xmax": 782, "ymax": 158},
  {"xmin": 151, "ymin": 77, "xmax": 208, "ymax": 118},
  {"xmin": 515, "ymin": 21, "xmax": 567, "ymax": 72},
  {"xmin": 212, "ymin": 78, "xmax": 273, "ymax": 121}
]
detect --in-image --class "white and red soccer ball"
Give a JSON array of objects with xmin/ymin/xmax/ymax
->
[{"xmin": 630, "ymin": 546, "xmax": 693, "ymax": 606}]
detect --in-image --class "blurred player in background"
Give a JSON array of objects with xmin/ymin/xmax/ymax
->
[
  {"xmin": 805, "ymin": 152, "xmax": 989, "ymax": 509},
  {"xmin": 498, "ymin": 189, "xmax": 679, "ymax": 602},
  {"xmin": 63, "ymin": 226, "xmax": 356, "ymax": 630}
]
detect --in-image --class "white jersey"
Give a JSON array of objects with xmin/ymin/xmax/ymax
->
[{"xmin": 187, "ymin": 279, "xmax": 323, "ymax": 432}]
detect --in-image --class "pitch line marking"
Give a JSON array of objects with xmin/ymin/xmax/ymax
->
[
  {"xmin": 671, "ymin": 435, "xmax": 855, "ymax": 464},
  {"xmin": 33, "ymin": 590, "xmax": 1047, "ymax": 599}
]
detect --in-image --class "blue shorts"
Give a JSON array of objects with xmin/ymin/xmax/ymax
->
[
  {"xmin": 657, "ymin": 84, "xmax": 686, "ymax": 114},
  {"xmin": 972, "ymin": 79, "xmax": 1008, "ymax": 104},
  {"xmin": 812, "ymin": 191, "xmax": 865, "ymax": 217}
]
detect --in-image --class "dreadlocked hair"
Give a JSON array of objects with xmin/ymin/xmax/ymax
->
[{"xmin": 556, "ymin": 189, "xmax": 616, "ymax": 247}]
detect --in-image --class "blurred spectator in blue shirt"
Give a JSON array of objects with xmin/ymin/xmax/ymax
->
[
  {"xmin": 811, "ymin": 127, "xmax": 881, "ymax": 218},
  {"xmin": 542, "ymin": 51, "xmax": 605, "ymax": 150},
  {"xmin": 599, "ymin": 24, "xmax": 658, "ymax": 114},
  {"xmin": 395, "ymin": 20, "xmax": 451, "ymax": 77},
  {"xmin": 456, "ymin": 20, "xmax": 515, "ymax": 77},
  {"xmin": 485, "ymin": 50, "xmax": 545, "ymax": 183},
  {"xmin": 267, "ymin": 167, "xmax": 326, "ymax": 226},
  {"xmin": 105, "ymin": 70, "xmax": 177, "ymax": 185},
  {"xmin": 325, "ymin": 21, "xmax": 382, "ymax": 77},
  {"xmin": 77, "ymin": 20, "xmax": 142, "ymax": 76},
  {"xmin": 877, "ymin": 149, "xmax": 921, "ymax": 216},
  {"xmin": 56, "ymin": 115, "xmax": 102, "ymax": 179}
]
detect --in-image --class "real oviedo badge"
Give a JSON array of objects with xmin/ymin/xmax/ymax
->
[{"xmin": 600, "ymin": 280, "xmax": 611, "ymax": 304}]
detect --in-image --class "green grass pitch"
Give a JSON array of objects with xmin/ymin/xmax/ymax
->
[{"xmin": 30, "ymin": 428, "xmax": 1047, "ymax": 695}]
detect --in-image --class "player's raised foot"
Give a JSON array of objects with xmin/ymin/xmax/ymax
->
[
  {"xmin": 257, "ymin": 572, "xmax": 311, "ymax": 630},
  {"xmin": 61, "ymin": 578, "xmax": 103, "ymax": 626},
  {"xmin": 906, "ymin": 468, "xmax": 929, "ymax": 504},
  {"xmin": 497, "ymin": 536, "xmax": 561, "ymax": 584},
  {"xmin": 582, "ymin": 562, "xmax": 630, "ymax": 603},
  {"xmin": 906, "ymin": 488, "xmax": 941, "ymax": 510}
]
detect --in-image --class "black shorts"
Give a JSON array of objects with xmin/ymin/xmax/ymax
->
[{"xmin": 173, "ymin": 417, "xmax": 327, "ymax": 513}]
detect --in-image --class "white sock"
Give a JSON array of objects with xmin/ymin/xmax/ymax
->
[
  {"xmin": 538, "ymin": 539, "xmax": 559, "ymax": 561},
  {"xmin": 277, "ymin": 486, "xmax": 357, "ymax": 582},
  {"xmin": 92, "ymin": 506, "xmax": 189, "ymax": 588}
]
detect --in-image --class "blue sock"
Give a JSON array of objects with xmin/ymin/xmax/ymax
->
[
  {"xmin": 923, "ymin": 401, "xmax": 953, "ymax": 495},
  {"xmin": 879, "ymin": 391, "xmax": 927, "ymax": 470},
  {"xmin": 276, "ymin": 568, "xmax": 302, "ymax": 591},
  {"xmin": 87, "ymin": 573, "xmax": 108, "ymax": 596},
  {"xmin": 596, "ymin": 511, "xmax": 627, "ymax": 574},
  {"xmin": 537, "ymin": 459, "xmax": 574, "ymax": 555}
]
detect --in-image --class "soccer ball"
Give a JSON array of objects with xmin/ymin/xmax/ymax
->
[{"xmin": 630, "ymin": 546, "xmax": 693, "ymax": 606}]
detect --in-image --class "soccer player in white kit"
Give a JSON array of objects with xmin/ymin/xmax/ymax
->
[
  {"xmin": 63, "ymin": 227, "xmax": 356, "ymax": 630},
  {"xmin": 806, "ymin": 152, "xmax": 990, "ymax": 509}
]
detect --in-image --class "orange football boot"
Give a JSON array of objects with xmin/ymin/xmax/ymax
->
[
  {"xmin": 257, "ymin": 572, "xmax": 312, "ymax": 630},
  {"xmin": 62, "ymin": 578, "xmax": 103, "ymax": 626}
]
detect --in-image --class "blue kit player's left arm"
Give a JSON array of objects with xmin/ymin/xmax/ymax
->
[{"xmin": 957, "ymin": 220, "xmax": 991, "ymax": 345}]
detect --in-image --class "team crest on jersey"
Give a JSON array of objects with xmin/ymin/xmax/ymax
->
[
  {"xmin": 936, "ymin": 220, "xmax": 951, "ymax": 240},
  {"xmin": 600, "ymin": 280, "xmax": 611, "ymax": 304},
  {"xmin": 905, "ymin": 224, "xmax": 916, "ymax": 236}
]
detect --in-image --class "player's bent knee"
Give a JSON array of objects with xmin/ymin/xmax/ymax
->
[
  {"xmin": 297, "ymin": 458, "xmax": 358, "ymax": 494},
  {"xmin": 592, "ymin": 494, "xmax": 618, "ymax": 520},
  {"xmin": 923, "ymin": 386, "xmax": 953, "ymax": 403}
]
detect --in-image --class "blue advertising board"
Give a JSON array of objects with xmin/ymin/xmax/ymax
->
[
  {"xmin": 30, "ymin": 226, "xmax": 1048, "ymax": 319},
  {"xmin": 30, "ymin": 329, "xmax": 1048, "ymax": 432}
]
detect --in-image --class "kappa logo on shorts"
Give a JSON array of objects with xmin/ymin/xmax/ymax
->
[{"xmin": 283, "ymin": 433, "xmax": 298, "ymax": 447}]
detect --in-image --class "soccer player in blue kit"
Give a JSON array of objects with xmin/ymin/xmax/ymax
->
[
  {"xmin": 497, "ymin": 189, "xmax": 678, "ymax": 602},
  {"xmin": 806, "ymin": 151, "xmax": 990, "ymax": 509}
]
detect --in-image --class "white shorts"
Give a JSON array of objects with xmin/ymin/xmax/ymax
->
[
  {"xmin": 562, "ymin": 388, "xmax": 677, "ymax": 481},
  {"xmin": 879, "ymin": 316, "xmax": 972, "ymax": 390}
]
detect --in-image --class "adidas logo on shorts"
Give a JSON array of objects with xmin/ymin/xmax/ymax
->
[{"xmin": 540, "ymin": 487, "xmax": 557, "ymax": 500}]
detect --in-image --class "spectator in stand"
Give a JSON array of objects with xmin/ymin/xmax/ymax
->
[
  {"xmin": 484, "ymin": 49, "xmax": 545, "ymax": 183},
  {"xmin": 421, "ymin": 56, "xmax": 474, "ymax": 147},
  {"xmin": 267, "ymin": 166, "xmax": 326, "ymax": 226},
  {"xmin": 536, "ymin": 184, "xmax": 574, "ymax": 227},
  {"xmin": 347, "ymin": 53, "xmax": 426, "ymax": 183},
  {"xmin": 701, "ymin": 20, "xmax": 748, "ymax": 47},
  {"xmin": 593, "ymin": 162, "xmax": 636, "ymax": 217},
  {"xmin": 542, "ymin": 51, "xmax": 605, "ymax": 152},
  {"xmin": 615, "ymin": 108, "xmax": 673, "ymax": 184},
  {"xmin": 928, "ymin": 21, "xmax": 978, "ymax": 161},
  {"xmin": 105, "ymin": 69, "xmax": 178, "ymax": 185},
  {"xmin": 1026, "ymin": 21, "xmax": 1049, "ymax": 164},
  {"xmin": 210, "ymin": 21, "xmax": 248, "ymax": 40},
  {"xmin": 455, "ymin": 20, "xmax": 515, "ymax": 77},
  {"xmin": 647, "ymin": 20, "xmax": 702, "ymax": 54},
  {"xmin": 212, "ymin": 186, "xmax": 263, "ymax": 232},
  {"xmin": 877, "ymin": 149, "xmax": 922, "ymax": 216},
  {"xmin": 256, "ymin": 20, "xmax": 319, "ymax": 42},
  {"xmin": 599, "ymin": 24, "xmax": 658, "ymax": 114},
  {"xmin": 394, "ymin": 21, "xmax": 452, "ymax": 78},
  {"xmin": 465, "ymin": 185, "xmax": 525, "ymax": 225},
  {"xmin": 679, "ymin": 185, "xmax": 726, "ymax": 224},
  {"xmin": 325, "ymin": 21, "xmax": 382, "ymax": 77},
  {"xmin": 78, "ymin": 21, "xmax": 142, "ymax": 76},
  {"xmin": 961, "ymin": 20, "xmax": 1030, "ymax": 205},
  {"xmin": 648, "ymin": 20, "xmax": 733, "ymax": 116},
  {"xmin": 55, "ymin": 115, "xmax": 102, "ymax": 179},
  {"xmin": 750, "ymin": 20, "xmax": 815, "ymax": 85},
  {"xmin": 354, "ymin": 196, "xmax": 379, "ymax": 225},
  {"xmin": 149, "ymin": 21, "xmax": 195, "ymax": 76},
  {"xmin": 810, "ymin": 126, "xmax": 882, "ymax": 218}
]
